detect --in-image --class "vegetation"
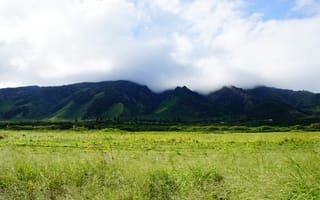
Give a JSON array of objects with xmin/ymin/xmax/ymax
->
[
  {"xmin": 0, "ymin": 130, "xmax": 319, "ymax": 199},
  {"xmin": 2, "ymin": 119, "xmax": 320, "ymax": 133}
]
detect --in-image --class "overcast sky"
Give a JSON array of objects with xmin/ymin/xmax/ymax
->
[{"xmin": 0, "ymin": 0, "xmax": 320, "ymax": 93}]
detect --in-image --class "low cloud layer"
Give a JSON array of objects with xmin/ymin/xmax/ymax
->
[{"xmin": 0, "ymin": 0, "xmax": 320, "ymax": 93}]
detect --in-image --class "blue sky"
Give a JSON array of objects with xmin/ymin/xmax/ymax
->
[
  {"xmin": 246, "ymin": 0, "xmax": 319, "ymax": 19},
  {"xmin": 246, "ymin": 0, "xmax": 296, "ymax": 19},
  {"xmin": 0, "ymin": 0, "xmax": 320, "ymax": 92}
]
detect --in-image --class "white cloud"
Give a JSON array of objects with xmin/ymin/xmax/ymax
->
[
  {"xmin": 0, "ymin": 0, "xmax": 320, "ymax": 93},
  {"xmin": 291, "ymin": 0, "xmax": 320, "ymax": 15},
  {"xmin": 293, "ymin": 0, "xmax": 315, "ymax": 10}
]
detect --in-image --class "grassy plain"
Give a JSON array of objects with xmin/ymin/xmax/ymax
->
[{"xmin": 0, "ymin": 130, "xmax": 320, "ymax": 199}]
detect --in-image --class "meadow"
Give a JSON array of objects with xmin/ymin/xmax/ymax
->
[{"xmin": 0, "ymin": 129, "xmax": 319, "ymax": 199}]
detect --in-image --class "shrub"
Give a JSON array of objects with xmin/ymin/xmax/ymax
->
[
  {"xmin": 309, "ymin": 123, "xmax": 320, "ymax": 130},
  {"xmin": 255, "ymin": 125, "xmax": 275, "ymax": 132},
  {"xmin": 144, "ymin": 169, "xmax": 179, "ymax": 200}
]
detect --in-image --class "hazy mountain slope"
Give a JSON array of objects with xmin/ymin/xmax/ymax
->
[
  {"xmin": 247, "ymin": 86, "xmax": 320, "ymax": 114},
  {"xmin": 207, "ymin": 86, "xmax": 308, "ymax": 120}
]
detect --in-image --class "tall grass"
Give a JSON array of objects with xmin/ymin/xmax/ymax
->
[{"xmin": 0, "ymin": 130, "xmax": 319, "ymax": 199}]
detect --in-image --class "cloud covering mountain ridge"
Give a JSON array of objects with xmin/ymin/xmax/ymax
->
[{"xmin": 0, "ymin": 0, "xmax": 319, "ymax": 92}]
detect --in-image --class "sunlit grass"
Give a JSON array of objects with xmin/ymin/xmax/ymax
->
[{"xmin": 0, "ymin": 130, "xmax": 319, "ymax": 199}]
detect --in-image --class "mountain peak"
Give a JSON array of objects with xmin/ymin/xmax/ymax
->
[{"xmin": 174, "ymin": 86, "xmax": 191, "ymax": 92}]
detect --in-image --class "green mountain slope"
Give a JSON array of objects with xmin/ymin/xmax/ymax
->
[
  {"xmin": 154, "ymin": 86, "xmax": 217, "ymax": 119},
  {"xmin": 0, "ymin": 81, "xmax": 157, "ymax": 120}
]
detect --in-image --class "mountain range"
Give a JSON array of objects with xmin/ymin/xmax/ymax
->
[{"xmin": 0, "ymin": 80, "xmax": 320, "ymax": 123}]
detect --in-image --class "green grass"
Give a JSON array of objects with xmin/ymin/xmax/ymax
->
[
  {"xmin": 103, "ymin": 103, "xmax": 124, "ymax": 119},
  {"xmin": 155, "ymin": 96, "xmax": 178, "ymax": 114},
  {"xmin": 0, "ymin": 130, "xmax": 320, "ymax": 199},
  {"xmin": 50, "ymin": 101, "xmax": 75, "ymax": 120}
]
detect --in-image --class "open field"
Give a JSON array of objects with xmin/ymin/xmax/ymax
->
[{"xmin": 0, "ymin": 130, "xmax": 320, "ymax": 199}]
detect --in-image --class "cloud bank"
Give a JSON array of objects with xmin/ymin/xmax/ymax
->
[{"xmin": 0, "ymin": 0, "xmax": 320, "ymax": 93}]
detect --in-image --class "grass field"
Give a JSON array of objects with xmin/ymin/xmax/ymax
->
[{"xmin": 0, "ymin": 130, "xmax": 320, "ymax": 199}]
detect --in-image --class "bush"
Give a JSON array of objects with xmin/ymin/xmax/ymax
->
[
  {"xmin": 144, "ymin": 169, "xmax": 179, "ymax": 200},
  {"xmin": 309, "ymin": 123, "xmax": 320, "ymax": 130},
  {"xmin": 255, "ymin": 125, "xmax": 275, "ymax": 132}
]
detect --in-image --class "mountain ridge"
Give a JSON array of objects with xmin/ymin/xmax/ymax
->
[{"xmin": 0, "ymin": 80, "xmax": 319, "ymax": 123}]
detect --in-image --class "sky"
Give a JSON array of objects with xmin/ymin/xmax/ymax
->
[{"xmin": 0, "ymin": 0, "xmax": 320, "ymax": 93}]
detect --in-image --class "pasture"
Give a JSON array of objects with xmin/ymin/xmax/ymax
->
[{"xmin": 0, "ymin": 130, "xmax": 319, "ymax": 199}]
